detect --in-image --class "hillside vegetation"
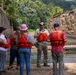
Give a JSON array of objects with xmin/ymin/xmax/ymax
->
[{"xmin": 0, "ymin": 0, "xmax": 76, "ymax": 30}]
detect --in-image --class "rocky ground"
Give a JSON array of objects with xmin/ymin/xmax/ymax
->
[
  {"xmin": 1, "ymin": 63, "xmax": 76, "ymax": 75},
  {"xmin": 1, "ymin": 45, "xmax": 76, "ymax": 75}
]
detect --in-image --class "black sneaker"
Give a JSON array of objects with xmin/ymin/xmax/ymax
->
[
  {"xmin": 7, "ymin": 66, "xmax": 13, "ymax": 70},
  {"xmin": 43, "ymin": 64, "xmax": 50, "ymax": 67},
  {"xmin": 0, "ymin": 71, "xmax": 2, "ymax": 75},
  {"xmin": 0, "ymin": 70, "xmax": 6, "ymax": 73},
  {"xmin": 37, "ymin": 65, "xmax": 41, "ymax": 68},
  {"xmin": 16, "ymin": 66, "xmax": 20, "ymax": 70}
]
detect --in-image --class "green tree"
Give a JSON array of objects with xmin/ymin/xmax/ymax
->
[{"xmin": 0, "ymin": 0, "xmax": 65, "ymax": 29}]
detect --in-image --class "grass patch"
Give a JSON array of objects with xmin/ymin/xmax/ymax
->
[{"xmin": 28, "ymin": 29, "xmax": 35, "ymax": 32}]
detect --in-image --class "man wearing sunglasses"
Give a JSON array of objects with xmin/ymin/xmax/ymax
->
[{"xmin": 34, "ymin": 22, "xmax": 49, "ymax": 68}]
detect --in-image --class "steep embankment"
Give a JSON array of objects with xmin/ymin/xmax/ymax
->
[
  {"xmin": 48, "ymin": 9, "xmax": 76, "ymax": 35},
  {"xmin": 0, "ymin": 8, "xmax": 13, "ymax": 35},
  {"xmin": 47, "ymin": 9, "xmax": 76, "ymax": 45}
]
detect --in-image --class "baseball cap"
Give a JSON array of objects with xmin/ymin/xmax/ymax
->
[
  {"xmin": 16, "ymin": 26, "xmax": 20, "ymax": 30},
  {"xmin": 54, "ymin": 23, "xmax": 59, "ymax": 28},
  {"xmin": 0, "ymin": 27, "xmax": 6, "ymax": 33},
  {"xmin": 39, "ymin": 22, "xmax": 44, "ymax": 26}
]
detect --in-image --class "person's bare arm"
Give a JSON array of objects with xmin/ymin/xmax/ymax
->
[
  {"xmin": 34, "ymin": 30, "xmax": 42, "ymax": 38},
  {"xmin": 0, "ymin": 38, "xmax": 6, "ymax": 44}
]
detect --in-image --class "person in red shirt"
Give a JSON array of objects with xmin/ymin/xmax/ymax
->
[
  {"xmin": 7, "ymin": 27, "xmax": 20, "ymax": 70},
  {"xmin": 49, "ymin": 23, "xmax": 67, "ymax": 75}
]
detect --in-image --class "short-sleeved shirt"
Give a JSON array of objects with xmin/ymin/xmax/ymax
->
[
  {"xmin": 49, "ymin": 31, "xmax": 67, "ymax": 53},
  {"xmin": 24, "ymin": 33, "xmax": 35, "ymax": 44},
  {"xmin": 34, "ymin": 29, "xmax": 49, "ymax": 45},
  {"xmin": 27, "ymin": 34, "xmax": 34, "ymax": 43},
  {"xmin": 0, "ymin": 34, "xmax": 8, "ymax": 51}
]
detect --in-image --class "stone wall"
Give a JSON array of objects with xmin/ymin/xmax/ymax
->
[
  {"xmin": 48, "ymin": 9, "xmax": 76, "ymax": 35},
  {"xmin": 0, "ymin": 8, "xmax": 13, "ymax": 36}
]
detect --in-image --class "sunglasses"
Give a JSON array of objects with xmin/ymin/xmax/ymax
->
[{"xmin": 40, "ymin": 25, "xmax": 43, "ymax": 26}]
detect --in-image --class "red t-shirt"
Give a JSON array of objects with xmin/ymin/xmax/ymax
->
[{"xmin": 49, "ymin": 31, "xmax": 67, "ymax": 53}]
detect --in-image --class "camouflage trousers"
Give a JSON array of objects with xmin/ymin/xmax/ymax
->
[{"xmin": 37, "ymin": 44, "xmax": 48, "ymax": 66}]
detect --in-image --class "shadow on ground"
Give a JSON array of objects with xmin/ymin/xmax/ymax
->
[{"xmin": 1, "ymin": 64, "xmax": 76, "ymax": 75}]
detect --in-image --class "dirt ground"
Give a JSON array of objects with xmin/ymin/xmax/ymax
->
[
  {"xmin": 1, "ymin": 63, "xmax": 76, "ymax": 75},
  {"xmin": 2, "ymin": 45, "xmax": 76, "ymax": 75}
]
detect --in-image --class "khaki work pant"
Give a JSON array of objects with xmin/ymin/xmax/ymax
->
[{"xmin": 37, "ymin": 44, "xmax": 48, "ymax": 66}]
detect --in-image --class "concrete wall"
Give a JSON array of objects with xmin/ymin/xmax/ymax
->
[{"xmin": 0, "ymin": 8, "xmax": 13, "ymax": 35}]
